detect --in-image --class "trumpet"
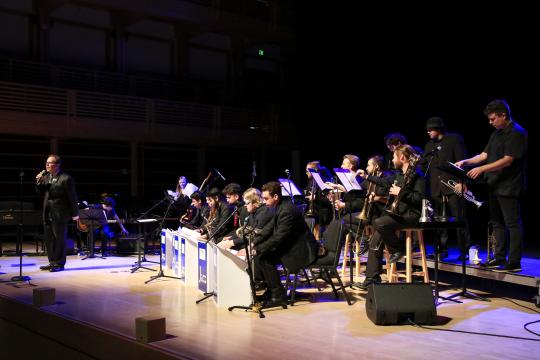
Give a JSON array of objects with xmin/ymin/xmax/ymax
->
[{"xmin": 440, "ymin": 179, "xmax": 483, "ymax": 209}]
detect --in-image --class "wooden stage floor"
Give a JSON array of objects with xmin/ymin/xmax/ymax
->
[{"xmin": 1, "ymin": 254, "xmax": 540, "ymax": 359}]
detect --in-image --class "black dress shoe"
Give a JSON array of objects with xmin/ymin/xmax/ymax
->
[
  {"xmin": 388, "ymin": 251, "xmax": 404, "ymax": 264},
  {"xmin": 481, "ymin": 259, "xmax": 505, "ymax": 268},
  {"xmin": 40, "ymin": 264, "xmax": 53, "ymax": 271},
  {"xmin": 263, "ymin": 297, "xmax": 288, "ymax": 308},
  {"xmin": 353, "ymin": 276, "xmax": 381, "ymax": 290},
  {"xmin": 49, "ymin": 265, "xmax": 65, "ymax": 272},
  {"xmin": 493, "ymin": 263, "xmax": 522, "ymax": 273}
]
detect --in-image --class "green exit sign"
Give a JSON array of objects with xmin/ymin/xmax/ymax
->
[{"xmin": 258, "ymin": 49, "xmax": 264, "ymax": 56}]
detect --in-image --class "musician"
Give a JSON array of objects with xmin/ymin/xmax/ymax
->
[
  {"xmin": 456, "ymin": 99, "xmax": 528, "ymax": 273},
  {"xmin": 345, "ymin": 155, "xmax": 389, "ymax": 230},
  {"xmin": 169, "ymin": 175, "xmax": 191, "ymax": 220},
  {"xmin": 304, "ymin": 161, "xmax": 333, "ymax": 234},
  {"xmin": 93, "ymin": 197, "xmax": 128, "ymax": 254},
  {"xmin": 218, "ymin": 188, "xmax": 274, "ymax": 250},
  {"xmin": 181, "ymin": 191, "xmax": 208, "ymax": 229},
  {"xmin": 36, "ymin": 154, "xmax": 79, "ymax": 272},
  {"xmin": 354, "ymin": 145, "xmax": 425, "ymax": 289},
  {"xmin": 253, "ymin": 181, "xmax": 318, "ymax": 307},
  {"xmin": 222, "ymin": 183, "xmax": 246, "ymax": 233},
  {"xmin": 197, "ymin": 187, "xmax": 233, "ymax": 242},
  {"xmin": 326, "ymin": 154, "xmax": 364, "ymax": 216},
  {"xmin": 383, "ymin": 132, "xmax": 407, "ymax": 171},
  {"xmin": 420, "ymin": 117, "xmax": 471, "ymax": 260}
]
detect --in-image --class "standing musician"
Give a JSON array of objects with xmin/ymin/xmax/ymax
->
[
  {"xmin": 456, "ymin": 99, "xmax": 528, "ymax": 273},
  {"xmin": 420, "ymin": 117, "xmax": 471, "ymax": 260},
  {"xmin": 353, "ymin": 145, "xmax": 425, "ymax": 289},
  {"xmin": 36, "ymin": 154, "xmax": 79, "ymax": 272}
]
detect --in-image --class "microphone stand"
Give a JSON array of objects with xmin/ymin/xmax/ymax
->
[
  {"xmin": 228, "ymin": 226, "xmax": 268, "ymax": 318},
  {"xmin": 145, "ymin": 197, "xmax": 182, "ymax": 283},
  {"xmin": 11, "ymin": 171, "xmax": 31, "ymax": 283}
]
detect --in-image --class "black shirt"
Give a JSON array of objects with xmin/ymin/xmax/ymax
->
[
  {"xmin": 484, "ymin": 121, "xmax": 528, "ymax": 197},
  {"xmin": 422, "ymin": 133, "xmax": 467, "ymax": 197}
]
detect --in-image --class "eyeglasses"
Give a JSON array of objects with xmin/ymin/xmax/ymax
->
[{"xmin": 45, "ymin": 162, "xmax": 57, "ymax": 165}]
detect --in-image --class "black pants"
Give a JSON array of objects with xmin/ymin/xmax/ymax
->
[
  {"xmin": 44, "ymin": 217, "xmax": 69, "ymax": 266},
  {"xmin": 254, "ymin": 253, "xmax": 286, "ymax": 298},
  {"xmin": 364, "ymin": 214, "xmax": 417, "ymax": 279},
  {"xmin": 431, "ymin": 193, "xmax": 471, "ymax": 252},
  {"xmin": 490, "ymin": 194, "xmax": 523, "ymax": 265}
]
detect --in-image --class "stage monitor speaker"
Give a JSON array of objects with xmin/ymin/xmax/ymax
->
[
  {"xmin": 116, "ymin": 237, "xmax": 141, "ymax": 254},
  {"xmin": 365, "ymin": 283, "xmax": 437, "ymax": 325}
]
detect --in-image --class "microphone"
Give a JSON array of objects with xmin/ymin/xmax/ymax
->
[
  {"xmin": 426, "ymin": 145, "xmax": 442, "ymax": 156},
  {"xmin": 252, "ymin": 161, "xmax": 257, "ymax": 177},
  {"xmin": 36, "ymin": 170, "xmax": 47, "ymax": 184},
  {"xmin": 285, "ymin": 169, "xmax": 291, "ymax": 178},
  {"xmin": 214, "ymin": 169, "xmax": 226, "ymax": 181}
]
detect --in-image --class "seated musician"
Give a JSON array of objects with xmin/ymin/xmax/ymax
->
[
  {"xmin": 353, "ymin": 145, "xmax": 425, "ymax": 289},
  {"xmin": 218, "ymin": 187, "xmax": 274, "ymax": 250},
  {"xmin": 304, "ymin": 161, "xmax": 333, "ymax": 235},
  {"xmin": 325, "ymin": 154, "xmax": 364, "ymax": 217},
  {"xmin": 252, "ymin": 181, "xmax": 318, "ymax": 307},
  {"xmin": 91, "ymin": 197, "xmax": 128, "ymax": 254},
  {"xmin": 221, "ymin": 183, "xmax": 246, "ymax": 238},
  {"xmin": 169, "ymin": 175, "xmax": 192, "ymax": 220},
  {"xmin": 180, "ymin": 191, "xmax": 208, "ymax": 229},
  {"xmin": 196, "ymin": 187, "xmax": 233, "ymax": 242}
]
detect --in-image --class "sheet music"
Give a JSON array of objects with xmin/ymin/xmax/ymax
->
[
  {"xmin": 278, "ymin": 178, "xmax": 302, "ymax": 197},
  {"xmin": 183, "ymin": 183, "xmax": 198, "ymax": 197},
  {"xmin": 308, "ymin": 169, "xmax": 332, "ymax": 191},
  {"xmin": 333, "ymin": 168, "xmax": 362, "ymax": 192}
]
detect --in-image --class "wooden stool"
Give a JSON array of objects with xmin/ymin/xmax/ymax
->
[
  {"xmin": 341, "ymin": 225, "xmax": 373, "ymax": 278},
  {"xmin": 386, "ymin": 228, "xmax": 429, "ymax": 283}
]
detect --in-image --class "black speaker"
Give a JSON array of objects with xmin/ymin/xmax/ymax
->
[
  {"xmin": 365, "ymin": 283, "xmax": 437, "ymax": 325},
  {"xmin": 116, "ymin": 237, "xmax": 141, "ymax": 254}
]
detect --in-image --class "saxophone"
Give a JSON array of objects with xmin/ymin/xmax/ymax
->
[{"xmin": 385, "ymin": 153, "xmax": 420, "ymax": 216}]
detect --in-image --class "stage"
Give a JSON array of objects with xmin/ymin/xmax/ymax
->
[{"xmin": 1, "ymin": 251, "xmax": 540, "ymax": 359}]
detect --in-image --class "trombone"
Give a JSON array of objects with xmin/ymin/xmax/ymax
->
[{"xmin": 440, "ymin": 179, "xmax": 483, "ymax": 209}]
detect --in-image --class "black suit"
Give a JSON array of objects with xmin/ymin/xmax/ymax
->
[
  {"xmin": 254, "ymin": 200, "xmax": 318, "ymax": 298},
  {"xmin": 37, "ymin": 171, "xmax": 79, "ymax": 267}
]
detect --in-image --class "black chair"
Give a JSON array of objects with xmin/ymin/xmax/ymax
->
[{"xmin": 289, "ymin": 220, "xmax": 352, "ymax": 305}]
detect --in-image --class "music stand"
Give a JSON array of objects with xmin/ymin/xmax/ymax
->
[
  {"xmin": 145, "ymin": 196, "xmax": 182, "ymax": 284},
  {"xmin": 436, "ymin": 162, "xmax": 489, "ymax": 302},
  {"xmin": 79, "ymin": 208, "xmax": 107, "ymax": 260},
  {"xmin": 130, "ymin": 219, "xmax": 158, "ymax": 273}
]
